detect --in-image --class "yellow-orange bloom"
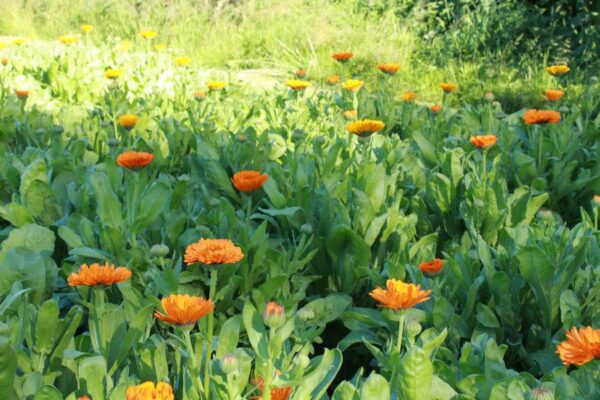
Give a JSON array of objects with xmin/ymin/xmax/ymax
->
[
  {"xmin": 154, "ymin": 294, "xmax": 214, "ymax": 326},
  {"xmin": 13, "ymin": 38, "xmax": 26, "ymax": 46},
  {"xmin": 118, "ymin": 40, "xmax": 133, "ymax": 52},
  {"xmin": 154, "ymin": 44, "xmax": 167, "ymax": 51},
  {"xmin": 418, "ymin": 259, "xmax": 445, "ymax": 276},
  {"xmin": 440, "ymin": 82, "xmax": 457, "ymax": 93},
  {"xmin": 140, "ymin": 31, "xmax": 157, "ymax": 39},
  {"xmin": 295, "ymin": 69, "xmax": 306, "ymax": 78},
  {"xmin": 343, "ymin": 110, "xmax": 357, "ymax": 120},
  {"xmin": 77, "ymin": 396, "xmax": 91, "ymax": 400},
  {"xmin": 556, "ymin": 326, "xmax": 600, "ymax": 366},
  {"xmin": 194, "ymin": 91, "xmax": 206, "ymax": 101},
  {"xmin": 15, "ymin": 89, "xmax": 29, "ymax": 99},
  {"xmin": 1, "ymin": 58, "xmax": 8, "ymax": 66},
  {"xmin": 327, "ymin": 75, "xmax": 340, "ymax": 85},
  {"xmin": 116, "ymin": 151, "xmax": 154, "ymax": 169},
  {"xmin": 208, "ymin": 81, "xmax": 226, "ymax": 91},
  {"xmin": 523, "ymin": 109, "xmax": 561, "ymax": 125},
  {"xmin": 431, "ymin": 104, "xmax": 442, "ymax": 113},
  {"xmin": 184, "ymin": 238, "xmax": 244, "ymax": 265},
  {"xmin": 546, "ymin": 65, "xmax": 570, "ymax": 76},
  {"xmin": 402, "ymin": 91, "xmax": 416, "ymax": 102},
  {"xmin": 544, "ymin": 89, "xmax": 564, "ymax": 101},
  {"xmin": 126, "ymin": 381, "xmax": 174, "ymax": 400},
  {"xmin": 174, "ymin": 56, "xmax": 191, "ymax": 66},
  {"xmin": 287, "ymin": 80, "xmax": 311, "ymax": 90},
  {"xmin": 118, "ymin": 114, "xmax": 139, "ymax": 129},
  {"xmin": 341, "ymin": 79, "xmax": 363, "ymax": 92},
  {"xmin": 470, "ymin": 134, "xmax": 497, "ymax": 149},
  {"xmin": 254, "ymin": 376, "xmax": 292, "ymax": 400},
  {"xmin": 80, "ymin": 24, "xmax": 93, "ymax": 33},
  {"xmin": 332, "ymin": 51, "xmax": 353, "ymax": 62},
  {"xmin": 346, "ymin": 119, "xmax": 385, "ymax": 137},
  {"xmin": 369, "ymin": 279, "xmax": 431, "ymax": 310},
  {"xmin": 593, "ymin": 195, "xmax": 600, "ymax": 204},
  {"xmin": 378, "ymin": 63, "xmax": 401, "ymax": 75},
  {"xmin": 104, "ymin": 69, "xmax": 122, "ymax": 79},
  {"xmin": 68, "ymin": 262, "xmax": 132, "ymax": 287},
  {"xmin": 59, "ymin": 35, "xmax": 78, "ymax": 46},
  {"xmin": 231, "ymin": 170, "xmax": 269, "ymax": 192},
  {"xmin": 0, "ymin": 42, "xmax": 7, "ymax": 50}
]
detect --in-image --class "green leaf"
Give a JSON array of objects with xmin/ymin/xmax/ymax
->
[
  {"xmin": 78, "ymin": 356, "xmax": 110, "ymax": 400},
  {"xmin": 429, "ymin": 375, "xmax": 457, "ymax": 400},
  {"xmin": 326, "ymin": 224, "xmax": 371, "ymax": 293},
  {"xmin": 398, "ymin": 346, "xmax": 433, "ymax": 400},
  {"xmin": 0, "ymin": 224, "xmax": 55, "ymax": 260},
  {"xmin": 132, "ymin": 181, "xmax": 171, "ymax": 232},
  {"xmin": 361, "ymin": 373, "xmax": 390, "ymax": 400},
  {"xmin": 242, "ymin": 302, "xmax": 268, "ymax": 360},
  {"xmin": 24, "ymin": 180, "xmax": 62, "ymax": 224},
  {"xmin": 0, "ymin": 335, "xmax": 17, "ymax": 400},
  {"xmin": 476, "ymin": 304, "xmax": 500, "ymax": 329},
  {"xmin": 257, "ymin": 206, "xmax": 302, "ymax": 218},
  {"xmin": 0, "ymin": 247, "xmax": 47, "ymax": 304},
  {"xmin": 107, "ymin": 303, "xmax": 153, "ymax": 374},
  {"xmin": 0, "ymin": 203, "xmax": 35, "ymax": 227},
  {"xmin": 413, "ymin": 131, "xmax": 436, "ymax": 165},
  {"xmin": 516, "ymin": 246, "xmax": 554, "ymax": 328},
  {"xmin": 293, "ymin": 348, "xmax": 342, "ymax": 399},
  {"xmin": 33, "ymin": 385, "xmax": 63, "ymax": 400},
  {"xmin": 304, "ymin": 293, "xmax": 352, "ymax": 326},
  {"xmin": 88, "ymin": 171, "xmax": 123, "ymax": 228},
  {"xmin": 48, "ymin": 306, "xmax": 83, "ymax": 372},
  {"xmin": 19, "ymin": 159, "xmax": 48, "ymax": 197},
  {"xmin": 216, "ymin": 315, "xmax": 241, "ymax": 358},
  {"xmin": 34, "ymin": 299, "xmax": 59, "ymax": 355},
  {"xmin": 332, "ymin": 382, "xmax": 359, "ymax": 400}
]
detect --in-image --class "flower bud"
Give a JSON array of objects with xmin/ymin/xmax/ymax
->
[
  {"xmin": 293, "ymin": 353, "xmax": 310, "ymax": 369},
  {"xmin": 292, "ymin": 128, "xmax": 304, "ymax": 140},
  {"xmin": 107, "ymin": 138, "xmax": 119, "ymax": 147},
  {"xmin": 35, "ymin": 128, "xmax": 46, "ymax": 136},
  {"xmin": 406, "ymin": 317, "xmax": 422, "ymax": 338},
  {"xmin": 53, "ymin": 124, "xmax": 64, "ymax": 135},
  {"xmin": 150, "ymin": 243, "xmax": 169, "ymax": 258},
  {"xmin": 484, "ymin": 92, "xmax": 494, "ymax": 101},
  {"xmin": 194, "ymin": 91, "xmax": 206, "ymax": 101},
  {"xmin": 300, "ymin": 223, "xmax": 313, "ymax": 235},
  {"xmin": 593, "ymin": 195, "xmax": 600, "ymax": 207},
  {"xmin": 262, "ymin": 301, "xmax": 285, "ymax": 329},
  {"xmin": 1, "ymin": 58, "xmax": 8, "ymax": 66},
  {"xmin": 237, "ymin": 134, "xmax": 248, "ymax": 143},
  {"xmin": 536, "ymin": 209, "xmax": 555, "ymax": 225},
  {"xmin": 528, "ymin": 387, "xmax": 554, "ymax": 400},
  {"xmin": 220, "ymin": 353, "xmax": 238, "ymax": 374},
  {"xmin": 209, "ymin": 198, "xmax": 221, "ymax": 207},
  {"xmin": 296, "ymin": 307, "xmax": 315, "ymax": 321}
]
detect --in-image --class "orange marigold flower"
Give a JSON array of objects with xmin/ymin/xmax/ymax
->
[
  {"xmin": 556, "ymin": 326, "xmax": 600, "ymax": 366},
  {"xmin": 126, "ymin": 382, "xmax": 174, "ymax": 400},
  {"xmin": 431, "ymin": 104, "xmax": 442, "ymax": 113},
  {"xmin": 117, "ymin": 151, "xmax": 154, "ymax": 169},
  {"xmin": 154, "ymin": 294, "xmax": 214, "ymax": 326},
  {"xmin": 59, "ymin": 34, "xmax": 78, "ymax": 46},
  {"xmin": 104, "ymin": 69, "xmax": 122, "ymax": 79},
  {"xmin": 208, "ymin": 81, "xmax": 226, "ymax": 91},
  {"xmin": 118, "ymin": 114, "xmax": 139, "ymax": 129},
  {"xmin": 369, "ymin": 279, "xmax": 431, "ymax": 310},
  {"xmin": 80, "ymin": 24, "xmax": 93, "ymax": 33},
  {"xmin": 184, "ymin": 238, "xmax": 244, "ymax": 265},
  {"xmin": 15, "ymin": 89, "xmax": 29, "ymax": 99},
  {"xmin": 523, "ymin": 109, "xmax": 561, "ymax": 125},
  {"xmin": 254, "ymin": 376, "xmax": 293, "ymax": 400},
  {"xmin": 440, "ymin": 82, "xmax": 457, "ymax": 93},
  {"xmin": 346, "ymin": 119, "xmax": 385, "ymax": 137},
  {"xmin": 332, "ymin": 51, "xmax": 353, "ymax": 62},
  {"xmin": 546, "ymin": 65, "xmax": 570, "ymax": 76},
  {"xmin": 402, "ymin": 91, "xmax": 416, "ymax": 102},
  {"xmin": 295, "ymin": 69, "xmax": 306, "ymax": 78},
  {"xmin": 327, "ymin": 75, "xmax": 340, "ymax": 85},
  {"xmin": 287, "ymin": 79, "xmax": 311, "ymax": 90},
  {"xmin": 343, "ymin": 110, "xmax": 357, "ymax": 120},
  {"xmin": 174, "ymin": 56, "xmax": 191, "ymax": 66},
  {"xmin": 232, "ymin": 170, "xmax": 269, "ymax": 192},
  {"xmin": 378, "ymin": 63, "xmax": 401, "ymax": 75},
  {"xmin": 68, "ymin": 262, "xmax": 132, "ymax": 287},
  {"xmin": 418, "ymin": 258, "xmax": 445, "ymax": 276},
  {"xmin": 544, "ymin": 89, "xmax": 564, "ymax": 101},
  {"xmin": 470, "ymin": 134, "xmax": 497, "ymax": 149},
  {"xmin": 140, "ymin": 31, "xmax": 157, "ymax": 40},
  {"xmin": 341, "ymin": 79, "xmax": 363, "ymax": 92},
  {"xmin": 593, "ymin": 195, "xmax": 600, "ymax": 205}
]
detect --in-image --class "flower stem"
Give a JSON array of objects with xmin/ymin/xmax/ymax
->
[
  {"xmin": 396, "ymin": 311, "xmax": 406, "ymax": 353},
  {"xmin": 204, "ymin": 269, "xmax": 218, "ymax": 397},
  {"xmin": 182, "ymin": 327, "xmax": 203, "ymax": 395},
  {"xmin": 482, "ymin": 149, "xmax": 487, "ymax": 193},
  {"xmin": 263, "ymin": 329, "xmax": 276, "ymax": 400},
  {"xmin": 92, "ymin": 287, "xmax": 105, "ymax": 355},
  {"xmin": 537, "ymin": 126, "xmax": 544, "ymax": 172}
]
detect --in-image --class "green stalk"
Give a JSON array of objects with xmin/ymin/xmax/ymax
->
[
  {"xmin": 396, "ymin": 311, "xmax": 406, "ymax": 353},
  {"xmin": 182, "ymin": 327, "xmax": 203, "ymax": 395},
  {"xmin": 92, "ymin": 287, "xmax": 105, "ymax": 355},
  {"xmin": 204, "ymin": 269, "xmax": 218, "ymax": 397},
  {"xmin": 482, "ymin": 149, "xmax": 487, "ymax": 193},
  {"xmin": 263, "ymin": 329, "xmax": 276, "ymax": 400},
  {"xmin": 537, "ymin": 125, "xmax": 543, "ymax": 172}
]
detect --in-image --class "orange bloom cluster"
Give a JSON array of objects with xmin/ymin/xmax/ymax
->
[
  {"xmin": 286, "ymin": 80, "xmax": 311, "ymax": 90},
  {"xmin": 184, "ymin": 238, "xmax": 244, "ymax": 265},
  {"xmin": 378, "ymin": 63, "xmax": 401, "ymax": 75},
  {"xmin": 556, "ymin": 326, "xmax": 600, "ymax": 366},
  {"xmin": 327, "ymin": 75, "xmax": 340, "ymax": 85},
  {"xmin": 346, "ymin": 119, "xmax": 385, "ymax": 137},
  {"xmin": 402, "ymin": 91, "xmax": 416, "ymax": 102},
  {"xmin": 544, "ymin": 89, "xmax": 564, "ymax": 101},
  {"xmin": 15, "ymin": 89, "xmax": 29, "ymax": 99},
  {"xmin": 470, "ymin": 135, "xmax": 497, "ymax": 149},
  {"xmin": 126, "ymin": 381, "xmax": 174, "ymax": 400},
  {"xmin": 68, "ymin": 263, "xmax": 132, "ymax": 287},
  {"xmin": 332, "ymin": 51, "xmax": 353, "ymax": 62},
  {"xmin": 431, "ymin": 104, "xmax": 442, "ymax": 113},
  {"xmin": 440, "ymin": 82, "xmax": 457, "ymax": 93},
  {"xmin": 369, "ymin": 279, "xmax": 431, "ymax": 310},
  {"xmin": 418, "ymin": 259, "xmax": 445, "ymax": 276},
  {"xmin": 254, "ymin": 376, "xmax": 293, "ymax": 400},
  {"xmin": 523, "ymin": 109, "xmax": 561, "ymax": 125},
  {"xmin": 154, "ymin": 294, "xmax": 214, "ymax": 325},
  {"xmin": 232, "ymin": 170, "xmax": 269, "ymax": 192},
  {"xmin": 117, "ymin": 151, "xmax": 154, "ymax": 169}
]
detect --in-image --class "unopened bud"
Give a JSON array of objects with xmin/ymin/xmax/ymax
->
[
  {"xmin": 293, "ymin": 354, "xmax": 310, "ymax": 369},
  {"xmin": 296, "ymin": 307, "xmax": 315, "ymax": 321},
  {"xmin": 528, "ymin": 387, "xmax": 554, "ymax": 400},
  {"xmin": 221, "ymin": 353, "xmax": 238, "ymax": 374},
  {"xmin": 262, "ymin": 301, "xmax": 285, "ymax": 329},
  {"xmin": 406, "ymin": 317, "xmax": 422, "ymax": 338},
  {"xmin": 300, "ymin": 223, "xmax": 313, "ymax": 235},
  {"xmin": 150, "ymin": 243, "xmax": 169, "ymax": 258}
]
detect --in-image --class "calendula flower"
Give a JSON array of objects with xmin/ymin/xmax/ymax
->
[
  {"xmin": 327, "ymin": 75, "xmax": 340, "ymax": 85},
  {"xmin": 378, "ymin": 63, "xmax": 401, "ymax": 75},
  {"xmin": 418, "ymin": 258, "xmax": 445, "ymax": 276},
  {"xmin": 440, "ymin": 82, "xmax": 457, "ymax": 93},
  {"xmin": 13, "ymin": 38, "xmax": 26, "ymax": 46},
  {"xmin": 523, "ymin": 109, "xmax": 561, "ymax": 125},
  {"xmin": 343, "ymin": 110, "xmax": 357, "ymax": 120},
  {"xmin": 118, "ymin": 114, "xmax": 139, "ymax": 130},
  {"xmin": 194, "ymin": 91, "xmax": 206, "ymax": 101},
  {"xmin": 104, "ymin": 69, "xmax": 122, "ymax": 79},
  {"xmin": 174, "ymin": 56, "xmax": 191, "ymax": 66},
  {"xmin": 346, "ymin": 119, "xmax": 385, "ymax": 137},
  {"xmin": 77, "ymin": 396, "xmax": 91, "ymax": 400},
  {"xmin": 184, "ymin": 238, "xmax": 244, "ymax": 266},
  {"xmin": 593, "ymin": 195, "xmax": 600, "ymax": 205},
  {"xmin": 154, "ymin": 44, "xmax": 167, "ymax": 51},
  {"xmin": 544, "ymin": 89, "xmax": 564, "ymax": 101},
  {"xmin": 59, "ymin": 34, "xmax": 78, "ymax": 46},
  {"xmin": 140, "ymin": 31, "xmax": 157, "ymax": 39},
  {"xmin": 546, "ymin": 65, "xmax": 570, "ymax": 76},
  {"xmin": 1, "ymin": 58, "xmax": 8, "ymax": 66},
  {"xmin": 126, "ymin": 381, "xmax": 174, "ymax": 400},
  {"xmin": 332, "ymin": 51, "xmax": 353, "ymax": 62},
  {"xmin": 15, "ymin": 89, "xmax": 29, "ymax": 99},
  {"xmin": 369, "ymin": 279, "xmax": 431, "ymax": 310},
  {"xmin": 341, "ymin": 79, "xmax": 363, "ymax": 92},
  {"xmin": 287, "ymin": 79, "xmax": 311, "ymax": 90},
  {"xmin": 295, "ymin": 69, "xmax": 306, "ymax": 78},
  {"xmin": 116, "ymin": 151, "xmax": 154, "ymax": 169},
  {"xmin": 431, "ymin": 104, "xmax": 442, "ymax": 113},
  {"xmin": 556, "ymin": 326, "xmax": 600, "ymax": 366},
  {"xmin": 402, "ymin": 91, "xmax": 416, "ymax": 101},
  {"xmin": 154, "ymin": 294, "xmax": 214, "ymax": 326},
  {"xmin": 208, "ymin": 81, "xmax": 226, "ymax": 91},
  {"xmin": 470, "ymin": 134, "xmax": 497, "ymax": 148},
  {"xmin": 254, "ymin": 376, "xmax": 293, "ymax": 400},
  {"xmin": 263, "ymin": 301, "xmax": 285, "ymax": 329},
  {"xmin": 68, "ymin": 262, "xmax": 132, "ymax": 286},
  {"xmin": 231, "ymin": 170, "xmax": 269, "ymax": 192},
  {"xmin": 80, "ymin": 24, "xmax": 93, "ymax": 33},
  {"xmin": 118, "ymin": 40, "xmax": 133, "ymax": 51}
]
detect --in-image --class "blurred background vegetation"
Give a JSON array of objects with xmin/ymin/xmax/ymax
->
[{"xmin": 1, "ymin": 0, "xmax": 598, "ymax": 109}]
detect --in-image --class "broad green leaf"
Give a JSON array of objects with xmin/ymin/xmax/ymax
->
[
  {"xmin": 107, "ymin": 304, "xmax": 153, "ymax": 374},
  {"xmin": 332, "ymin": 382, "xmax": 359, "ymax": 400},
  {"xmin": 216, "ymin": 315, "xmax": 241, "ymax": 358},
  {"xmin": 0, "ymin": 247, "xmax": 47, "ymax": 304},
  {"xmin": 132, "ymin": 181, "xmax": 171, "ymax": 232},
  {"xmin": 361, "ymin": 373, "xmax": 390, "ymax": 400},
  {"xmin": 88, "ymin": 171, "xmax": 123, "ymax": 228},
  {"xmin": 398, "ymin": 346, "xmax": 433, "ymax": 400},
  {"xmin": 326, "ymin": 224, "xmax": 371, "ymax": 293},
  {"xmin": 516, "ymin": 247, "xmax": 554, "ymax": 328},
  {"xmin": 0, "ymin": 224, "xmax": 55, "ymax": 260},
  {"xmin": 0, "ymin": 203, "xmax": 34, "ymax": 227},
  {"xmin": 33, "ymin": 385, "xmax": 63, "ymax": 400},
  {"xmin": 34, "ymin": 299, "xmax": 59, "ymax": 355},
  {"xmin": 78, "ymin": 356, "xmax": 109, "ymax": 400},
  {"xmin": 242, "ymin": 302, "xmax": 268, "ymax": 360},
  {"xmin": 293, "ymin": 348, "xmax": 342, "ymax": 399},
  {"xmin": 304, "ymin": 293, "xmax": 352, "ymax": 326},
  {"xmin": 0, "ymin": 335, "xmax": 17, "ymax": 400}
]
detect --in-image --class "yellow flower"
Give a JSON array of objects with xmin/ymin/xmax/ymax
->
[
  {"xmin": 208, "ymin": 81, "xmax": 226, "ymax": 91},
  {"xmin": 402, "ymin": 91, "xmax": 416, "ymax": 102},
  {"xmin": 546, "ymin": 65, "xmax": 570, "ymax": 76},
  {"xmin": 378, "ymin": 63, "xmax": 401, "ymax": 75},
  {"xmin": 346, "ymin": 119, "xmax": 385, "ymax": 137},
  {"xmin": 154, "ymin": 44, "xmax": 167, "ymax": 51},
  {"xmin": 341, "ymin": 79, "xmax": 363, "ymax": 92},
  {"xmin": 286, "ymin": 79, "xmax": 311, "ymax": 90},
  {"xmin": 140, "ymin": 31, "xmax": 157, "ymax": 39},
  {"xmin": 59, "ymin": 35, "xmax": 78, "ymax": 46},
  {"xmin": 126, "ymin": 382, "xmax": 174, "ymax": 400},
  {"xmin": 0, "ymin": 42, "xmax": 7, "ymax": 50},
  {"xmin": 80, "ymin": 24, "xmax": 93, "ymax": 33},
  {"xmin": 104, "ymin": 69, "xmax": 122, "ymax": 79},
  {"xmin": 13, "ymin": 38, "xmax": 26, "ymax": 46},
  {"xmin": 369, "ymin": 279, "xmax": 431, "ymax": 310},
  {"xmin": 118, "ymin": 40, "xmax": 133, "ymax": 52},
  {"xmin": 118, "ymin": 114, "xmax": 139, "ymax": 130},
  {"xmin": 440, "ymin": 82, "xmax": 457, "ymax": 93},
  {"xmin": 343, "ymin": 110, "xmax": 357, "ymax": 120},
  {"xmin": 174, "ymin": 56, "xmax": 191, "ymax": 66}
]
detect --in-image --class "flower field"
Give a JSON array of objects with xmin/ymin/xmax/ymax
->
[{"xmin": 0, "ymin": 2, "xmax": 599, "ymax": 399}]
